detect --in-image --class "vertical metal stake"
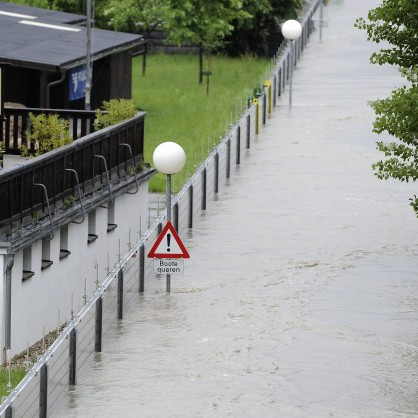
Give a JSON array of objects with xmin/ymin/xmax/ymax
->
[
  {"xmin": 117, "ymin": 269, "xmax": 123, "ymax": 319},
  {"xmin": 226, "ymin": 139, "xmax": 231, "ymax": 179},
  {"xmin": 273, "ymin": 75, "xmax": 277, "ymax": 106},
  {"xmin": 246, "ymin": 114, "xmax": 251, "ymax": 149},
  {"xmin": 289, "ymin": 41, "xmax": 294, "ymax": 107},
  {"xmin": 5, "ymin": 406, "xmax": 11, "ymax": 418},
  {"xmin": 69, "ymin": 328, "xmax": 77, "ymax": 385},
  {"xmin": 188, "ymin": 184, "xmax": 193, "ymax": 229},
  {"xmin": 236, "ymin": 125, "xmax": 241, "ymax": 165},
  {"xmin": 173, "ymin": 202, "xmax": 179, "ymax": 231},
  {"xmin": 201, "ymin": 168, "xmax": 207, "ymax": 210},
  {"xmin": 214, "ymin": 152, "xmax": 219, "ymax": 194},
  {"xmin": 95, "ymin": 297, "xmax": 103, "ymax": 352},
  {"xmin": 39, "ymin": 363, "xmax": 48, "ymax": 418},
  {"xmin": 139, "ymin": 244, "xmax": 145, "ymax": 293},
  {"xmin": 262, "ymin": 93, "xmax": 267, "ymax": 125}
]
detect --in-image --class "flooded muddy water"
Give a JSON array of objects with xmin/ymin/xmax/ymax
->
[{"xmin": 54, "ymin": 0, "xmax": 418, "ymax": 417}]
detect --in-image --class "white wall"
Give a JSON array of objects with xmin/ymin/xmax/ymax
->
[{"xmin": 4, "ymin": 181, "xmax": 149, "ymax": 357}]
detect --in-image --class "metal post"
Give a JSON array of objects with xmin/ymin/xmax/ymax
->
[
  {"xmin": 39, "ymin": 363, "xmax": 48, "ymax": 418},
  {"xmin": 188, "ymin": 184, "xmax": 193, "ymax": 229},
  {"xmin": 282, "ymin": 61, "xmax": 286, "ymax": 90},
  {"xmin": 289, "ymin": 40, "xmax": 294, "ymax": 107},
  {"xmin": 236, "ymin": 125, "xmax": 241, "ymax": 165},
  {"xmin": 139, "ymin": 244, "xmax": 145, "ymax": 293},
  {"xmin": 201, "ymin": 167, "xmax": 207, "ymax": 210},
  {"xmin": 166, "ymin": 174, "xmax": 171, "ymax": 293},
  {"xmin": 319, "ymin": 0, "xmax": 324, "ymax": 42},
  {"xmin": 246, "ymin": 114, "xmax": 251, "ymax": 149},
  {"xmin": 5, "ymin": 405, "xmax": 11, "ymax": 418},
  {"xmin": 273, "ymin": 75, "xmax": 277, "ymax": 107},
  {"xmin": 95, "ymin": 297, "xmax": 102, "ymax": 352},
  {"xmin": 85, "ymin": 0, "xmax": 92, "ymax": 113},
  {"xmin": 69, "ymin": 328, "xmax": 77, "ymax": 385},
  {"xmin": 214, "ymin": 152, "xmax": 219, "ymax": 193},
  {"xmin": 4, "ymin": 254, "xmax": 14, "ymax": 364},
  {"xmin": 262, "ymin": 93, "xmax": 267, "ymax": 124},
  {"xmin": 117, "ymin": 269, "xmax": 123, "ymax": 319},
  {"xmin": 226, "ymin": 138, "xmax": 231, "ymax": 179},
  {"xmin": 173, "ymin": 202, "xmax": 179, "ymax": 231}
]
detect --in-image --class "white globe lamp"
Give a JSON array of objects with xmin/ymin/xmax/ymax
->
[
  {"xmin": 281, "ymin": 19, "xmax": 302, "ymax": 40},
  {"xmin": 281, "ymin": 19, "xmax": 302, "ymax": 107},
  {"xmin": 153, "ymin": 141, "xmax": 186, "ymax": 175}
]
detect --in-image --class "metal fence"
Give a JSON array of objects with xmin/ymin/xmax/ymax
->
[
  {"xmin": 0, "ymin": 1, "xmax": 322, "ymax": 416},
  {"xmin": 0, "ymin": 112, "xmax": 145, "ymax": 244}
]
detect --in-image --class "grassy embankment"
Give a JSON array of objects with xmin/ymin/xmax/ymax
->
[{"xmin": 132, "ymin": 53, "xmax": 269, "ymax": 192}]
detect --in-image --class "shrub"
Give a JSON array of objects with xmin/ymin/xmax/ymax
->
[
  {"xmin": 22, "ymin": 113, "xmax": 73, "ymax": 157},
  {"xmin": 94, "ymin": 99, "xmax": 137, "ymax": 130}
]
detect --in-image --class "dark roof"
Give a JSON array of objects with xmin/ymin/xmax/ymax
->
[{"xmin": 0, "ymin": 2, "xmax": 145, "ymax": 72}]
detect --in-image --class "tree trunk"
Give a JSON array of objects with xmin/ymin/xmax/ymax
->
[{"xmin": 199, "ymin": 45, "xmax": 203, "ymax": 84}]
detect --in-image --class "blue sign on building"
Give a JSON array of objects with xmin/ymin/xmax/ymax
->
[{"xmin": 69, "ymin": 65, "xmax": 87, "ymax": 101}]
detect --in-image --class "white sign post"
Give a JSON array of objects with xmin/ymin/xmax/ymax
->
[{"xmin": 148, "ymin": 221, "xmax": 190, "ymax": 286}]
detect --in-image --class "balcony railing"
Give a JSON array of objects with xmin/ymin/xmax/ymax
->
[
  {"xmin": 0, "ymin": 110, "xmax": 148, "ymax": 245},
  {"xmin": 3, "ymin": 107, "xmax": 97, "ymax": 154}
]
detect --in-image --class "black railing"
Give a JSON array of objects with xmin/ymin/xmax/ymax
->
[
  {"xmin": 0, "ymin": 112, "xmax": 145, "ymax": 240},
  {"xmin": 2, "ymin": 107, "xmax": 97, "ymax": 154}
]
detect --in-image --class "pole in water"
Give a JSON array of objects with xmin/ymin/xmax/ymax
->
[
  {"xmin": 152, "ymin": 141, "xmax": 187, "ymax": 293},
  {"xmin": 166, "ymin": 174, "xmax": 171, "ymax": 293}
]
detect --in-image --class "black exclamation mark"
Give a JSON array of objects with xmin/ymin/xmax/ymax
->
[{"xmin": 167, "ymin": 233, "xmax": 171, "ymax": 252}]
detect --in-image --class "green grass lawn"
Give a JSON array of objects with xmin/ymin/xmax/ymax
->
[
  {"xmin": 0, "ymin": 368, "xmax": 26, "ymax": 399},
  {"xmin": 132, "ymin": 53, "xmax": 269, "ymax": 192}
]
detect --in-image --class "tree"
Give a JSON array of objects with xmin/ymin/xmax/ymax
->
[
  {"xmin": 98, "ymin": 0, "xmax": 169, "ymax": 35},
  {"xmin": 221, "ymin": 0, "xmax": 303, "ymax": 57},
  {"xmin": 355, "ymin": 0, "xmax": 418, "ymax": 216},
  {"xmin": 164, "ymin": 0, "xmax": 251, "ymax": 83}
]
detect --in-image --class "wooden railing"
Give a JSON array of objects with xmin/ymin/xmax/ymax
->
[
  {"xmin": 2, "ymin": 107, "xmax": 98, "ymax": 154},
  {"xmin": 0, "ymin": 111, "xmax": 146, "ymax": 240}
]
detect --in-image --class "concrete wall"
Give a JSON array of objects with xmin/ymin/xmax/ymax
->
[{"xmin": 2, "ymin": 181, "xmax": 149, "ymax": 357}]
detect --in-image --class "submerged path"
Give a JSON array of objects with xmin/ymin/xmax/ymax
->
[{"xmin": 55, "ymin": 0, "xmax": 418, "ymax": 417}]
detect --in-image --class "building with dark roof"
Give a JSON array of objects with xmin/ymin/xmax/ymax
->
[{"xmin": 0, "ymin": 1, "xmax": 146, "ymax": 109}]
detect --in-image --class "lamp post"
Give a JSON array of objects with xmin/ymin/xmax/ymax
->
[
  {"xmin": 152, "ymin": 141, "xmax": 186, "ymax": 292},
  {"xmin": 281, "ymin": 19, "xmax": 302, "ymax": 107}
]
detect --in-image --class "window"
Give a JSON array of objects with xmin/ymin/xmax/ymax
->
[
  {"xmin": 107, "ymin": 204, "xmax": 117, "ymax": 233},
  {"xmin": 41, "ymin": 238, "xmax": 53, "ymax": 270},
  {"xmin": 88, "ymin": 210, "xmax": 98, "ymax": 244},
  {"xmin": 22, "ymin": 246, "xmax": 34, "ymax": 281},
  {"xmin": 59, "ymin": 225, "xmax": 70, "ymax": 260}
]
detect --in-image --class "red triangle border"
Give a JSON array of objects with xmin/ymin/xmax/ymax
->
[{"xmin": 147, "ymin": 221, "xmax": 190, "ymax": 259}]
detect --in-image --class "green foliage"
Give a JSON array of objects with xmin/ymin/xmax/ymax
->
[
  {"xmin": 100, "ymin": 0, "xmax": 169, "ymax": 33},
  {"xmin": 132, "ymin": 53, "xmax": 268, "ymax": 192},
  {"xmin": 222, "ymin": 0, "xmax": 304, "ymax": 56},
  {"xmin": 94, "ymin": 99, "xmax": 137, "ymax": 130},
  {"xmin": 356, "ymin": 0, "xmax": 418, "ymax": 216},
  {"xmin": 22, "ymin": 113, "xmax": 73, "ymax": 157},
  {"xmin": 164, "ymin": 0, "xmax": 251, "ymax": 52},
  {"xmin": 355, "ymin": 1, "xmax": 418, "ymax": 69},
  {"xmin": 63, "ymin": 196, "xmax": 75, "ymax": 210}
]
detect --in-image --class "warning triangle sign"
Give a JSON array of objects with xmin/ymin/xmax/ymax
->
[{"xmin": 147, "ymin": 221, "xmax": 190, "ymax": 259}]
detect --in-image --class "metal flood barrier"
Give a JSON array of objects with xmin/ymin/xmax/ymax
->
[{"xmin": 0, "ymin": 1, "xmax": 322, "ymax": 416}]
